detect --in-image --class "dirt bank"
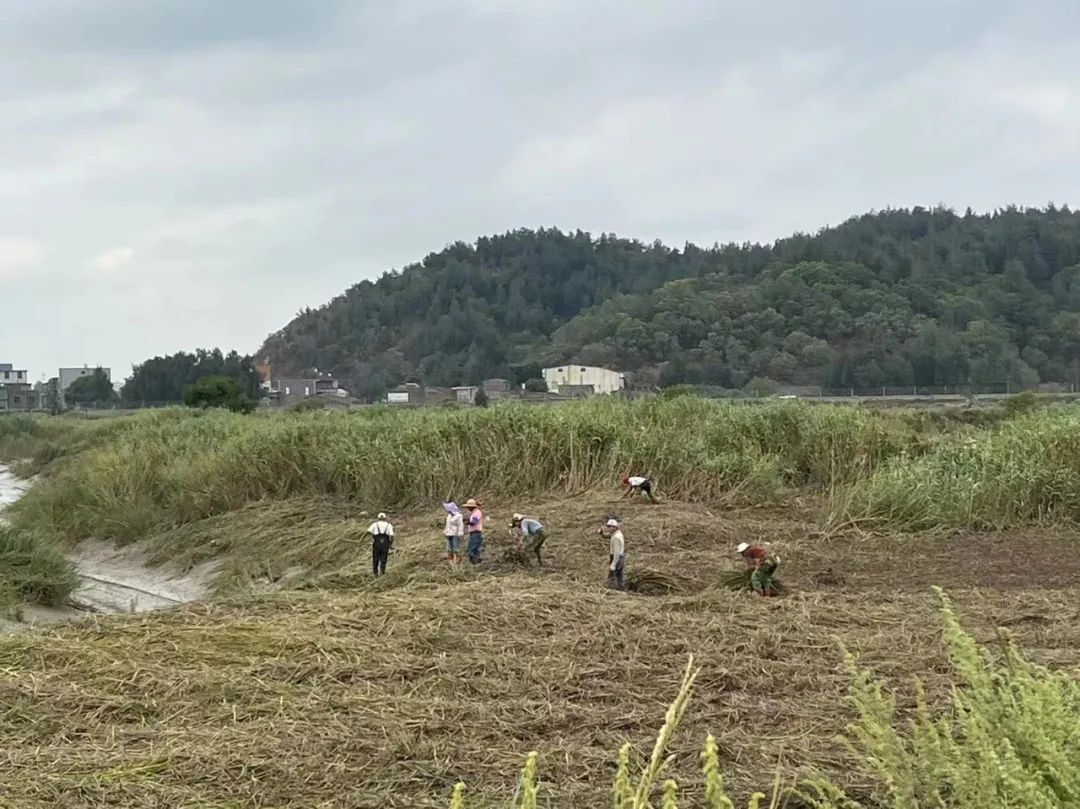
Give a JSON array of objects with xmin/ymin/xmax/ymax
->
[{"xmin": 0, "ymin": 464, "xmax": 213, "ymax": 627}]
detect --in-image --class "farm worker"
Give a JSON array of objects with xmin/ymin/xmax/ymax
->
[
  {"xmin": 443, "ymin": 502, "xmax": 464, "ymax": 564},
  {"xmin": 464, "ymin": 498, "xmax": 485, "ymax": 564},
  {"xmin": 509, "ymin": 513, "xmax": 546, "ymax": 566},
  {"xmin": 737, "ymin": 542, "xmax": 780, "ymax": 597},
  {"xmin": 622, "ymin": 474, "xmax": 657, "ymax": 503},
  {"xmin": 366, "ymin": 512, "xmax": 395, "ymax": 577},
  {"xmin": 601, "ymin": 518, "xmax": 626, "ymax": 590}
]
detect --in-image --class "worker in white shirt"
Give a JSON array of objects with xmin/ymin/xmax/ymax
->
[
  {"xmin": 365, "ymin": 512, "xmax": 395, "ymax": 576},
  {"xmin": 442, "ymin": 502, "xmax": 464, "ymax": 564},
  {"xmin": 622, "ymin": 474, "xmax": 657, "ymax": 503},
  {"xmin": 600, "ymin": 518, "xmax": 626, "ymax": 590}
]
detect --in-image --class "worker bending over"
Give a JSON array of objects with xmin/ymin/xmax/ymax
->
[
  {"xmin": 737, "ymin": 541, "xmax": 780, "ymax": 597},
  {"xmin": 510, "ymin": 513, "xmax": 546, "ymax": 566},
  {"xmin": 366, "ymin": 512, "xmax": 395, "ymax": 577},
  {"xmin": 622, "ymin": 474, "xmax": 657, "ymax": 503}
]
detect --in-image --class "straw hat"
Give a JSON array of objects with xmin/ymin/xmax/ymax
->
[
  {"xmin": 377, "ymin": 512, "xmax": 387, "ymax": 520},
  {"xmin": 736, "ymin": 542, "xmax": 749, "ymax": 553},
  {"xmin": 464, "ymin": 498, "xmax": 481, "ymax": 509},
  {"xmin": 511, "ymin": 513, "xmax": 524, "ymax": 522}
]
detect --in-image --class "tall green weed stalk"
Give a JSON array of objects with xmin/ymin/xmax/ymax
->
[
  {"xmin": 833, "ymin": 409, "xmax": 1080, "ymax": 530},
  {"xmin": 806, "ymin": 588, "xmax": 1080, "ymax": 808}
]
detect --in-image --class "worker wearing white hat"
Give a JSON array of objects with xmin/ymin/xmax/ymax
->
[
  {"xmin": 365, "ymin": 512, "xmax": 395, "ymax": 577},
  {"xmin": 600, "ymin": 517, "xmax": 626, "ymax": 590},
  {"xmin": 737, "ymin": 541, "xmax": 780, "ymax": 597}
]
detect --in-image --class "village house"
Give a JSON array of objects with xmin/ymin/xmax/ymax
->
[{"xmin": 542, "ymin": 364, "xmax": 625, "ymax": 396}]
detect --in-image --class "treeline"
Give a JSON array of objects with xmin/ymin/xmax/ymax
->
[
  {"xmin": 120, "ymin": 349, "xmax": 261, "ymax": 404},
  {"xmin": 254, "ymin": 205, "xmax": 1080, "ymax": 393}
]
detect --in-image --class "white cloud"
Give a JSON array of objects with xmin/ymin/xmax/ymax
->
[
  {"xmin": 0, "ymin": 0, "xmax": 1078, "ymax": 381},
  {"xmin": 0, "ymin": 238, "xmax": 44, "ymax": 280},
  {"xmin": 87, "ymin": 245, "xmax": 135, "ymax": 275}
]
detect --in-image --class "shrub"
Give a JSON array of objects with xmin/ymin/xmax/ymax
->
[
  {"xmin": 806, "ymin": 588, "xmax": 1080, "ymax": 808},
  {"xmin": 0, "ymin": 526, "xmax": 78, "ymax": 607},
  {"xmin": 744, "ymin": 376, "xmax": 780, "ymax": 397},
  {"xmin": 288, "ymin": 398, "xmax": 326, "ymax": 413},
  {"xmin": 183, "ymin": 376, "xmax": 256, "ymax": 414},
  {"xmin": 1004, "ymin": 390, "xmax": 1038, "ymax": 418}
]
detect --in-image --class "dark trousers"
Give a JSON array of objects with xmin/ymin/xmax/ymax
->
[
  {"xmin": 372, "ymin": 538, "xmax": 391, "ymax": 576},
  {"xmin": 467, "ymin": 532, "xmax": 484, "ymax": 564},
  {"xmin": 608, "ymin": 555, "xmax": 626, "ymax": 590},
  {"xmin": 637, "ymin": 480, "xmax": 657, "ymax": 502},
  {"xmin": 526, "ymin": 529, "xmax": 546, "ymax": 566}
]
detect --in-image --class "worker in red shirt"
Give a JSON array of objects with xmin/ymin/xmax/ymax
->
[{"xmin": 737, "ymin": 542, "xmax": 780, "ymax": 597}]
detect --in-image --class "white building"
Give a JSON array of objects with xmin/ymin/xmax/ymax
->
[
  {"xmin": 542, "ymin": 364, "xmax": 625, "ymax": 395},
  {"xmin": 0, "ymin": 364, "xmax": 27, "ymax": 384}
]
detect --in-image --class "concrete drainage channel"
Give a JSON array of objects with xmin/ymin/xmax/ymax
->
[{"xmin": 0, "ymin": 464, "xmax": 213, "ymax": 628}]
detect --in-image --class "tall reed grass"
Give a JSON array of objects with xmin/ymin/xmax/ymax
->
[
  {"xmin": 8, "ymin": 400, "xmax": 919, "ymax": 544},
  {"xmin": 0, "ymin": 526, "xmax": 77, "ymax": 608},
  {"xmin": 832, "ymin": 408, "xmax": 1080, "ymax": 530}
]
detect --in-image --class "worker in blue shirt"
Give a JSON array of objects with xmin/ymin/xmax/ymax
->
[{"xmin": 509, "ymin": 513, "xmax": 546, "ymax": 566}]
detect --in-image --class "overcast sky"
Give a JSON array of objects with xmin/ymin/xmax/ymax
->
[{"xmin": 2, "ymin": 0, "xmax": 1079, "ymax": 383}]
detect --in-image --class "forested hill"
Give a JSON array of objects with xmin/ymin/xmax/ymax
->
[{"xmin": 258, "ymin": 207, "xmax": 1080, "ymax": 397}]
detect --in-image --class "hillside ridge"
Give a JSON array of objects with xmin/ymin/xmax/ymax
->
[{"xmin": 258, "ymin": 206, "xmax": 1080, "ymax": 397}]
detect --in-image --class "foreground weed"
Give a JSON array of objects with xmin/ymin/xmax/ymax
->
[{"xmin": 452, "ymin": 657, "xmax": 769, "ymax": 808}]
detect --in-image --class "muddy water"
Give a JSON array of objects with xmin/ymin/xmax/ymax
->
[{"xmin": 0, "ymin": 463, "xmax": 214, "ymax": 626}]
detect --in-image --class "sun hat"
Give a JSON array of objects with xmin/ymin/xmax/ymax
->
[
  {"xmin": 464, "ymin": 498, "xmax": 481, "ymax": 509},
  {"xmin": 605, "ymin": 518, "xmax": 619, "ymax": 528},
  {"xmin": 736, "ymin": 542, "xmax": 749, "ymax": 553},
  {"xmin": 378, "ymin": 512, "xmax": 387, "ymax": 520},
  {"xmin": 512, "ymin": 513, "xmax": 524, "ymax": 522},
  {"xmin": 443, "ymin": 501, "xmax": 459, "ymax": 514}
]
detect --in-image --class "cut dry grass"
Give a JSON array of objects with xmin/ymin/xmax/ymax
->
[
  {"xmin": 3, "ymin": 573, "xmax": 1080, "ymax": 808},
  {"xmin": 3, "ymin": 495, "xmax": 1080, "ymax": 807}
]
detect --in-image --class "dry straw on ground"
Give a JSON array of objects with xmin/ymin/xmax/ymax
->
[{"xmin": 2, "ymin": 495, "xmax": 1080, "ymax": 808}]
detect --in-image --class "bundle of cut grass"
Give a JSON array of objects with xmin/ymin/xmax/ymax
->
[
  {"xmin": 719, "ymin": 568, "xmax": 788, "ymax": 596},
  {"xmin": 624, "ymin": 568, "xmax": 688, "ymax": 595}
]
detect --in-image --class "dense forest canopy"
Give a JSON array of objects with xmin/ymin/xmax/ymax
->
[
  {"xmin": 122, "ymin": 349, "xmax": 261, "ymax": 403},
  {"xmin": 257, "ymin": 206, "xmax": 1080, "ymax": 396}
]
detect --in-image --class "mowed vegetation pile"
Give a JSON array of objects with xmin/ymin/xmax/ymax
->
[{"xmin": 2, "ymin": 399, "xmax": 1080, "ymax": 806}]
